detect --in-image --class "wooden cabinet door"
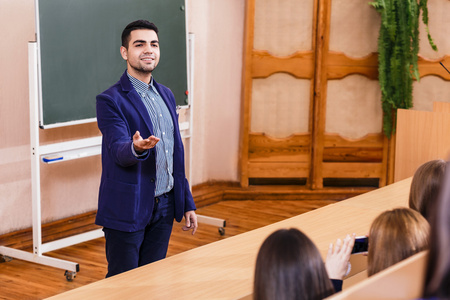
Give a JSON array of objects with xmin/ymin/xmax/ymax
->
[{"xmin": 240, "ymin": 0, "xmax": 390, "ymax": 188}]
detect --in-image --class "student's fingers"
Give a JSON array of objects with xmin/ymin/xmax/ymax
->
[
  {"xmin": 334, "ymin": 238, "xmax": 342, "ymax": 253},
  {"xmin": 340, "ymin": 235, "xmax": 349, "ymax": 254},
  {"xmin": 342, "ymin": 234, "xmax": 355, "ymax": 258},
  {"xmin": 349, "ymin": 233, "xmax": 356, "ymax": 249},
  {"xmin": 327, "ymin": 242, "xmax": 333, "ymax": 258},
  {"xmin": 342, "ymin": 234, "xmax": 352, "ymax": 250}
]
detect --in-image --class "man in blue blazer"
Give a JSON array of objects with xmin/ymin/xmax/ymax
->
[{"xmin": 95, "ymin": 20, "xmax": 197, "ymax": 277}]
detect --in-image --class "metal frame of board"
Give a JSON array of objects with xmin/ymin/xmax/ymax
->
[{"xmin": 0, "ymin": 43, "xmax": 103, "ymax": 281}]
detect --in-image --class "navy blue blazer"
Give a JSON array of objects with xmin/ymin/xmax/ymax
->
[{"xmin": 95, "ymin": 71, "xmax": 196, "ymax": 232}]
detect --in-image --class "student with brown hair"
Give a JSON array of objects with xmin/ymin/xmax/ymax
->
[
  {"xmin": 253, "ymin": 228, "xmax": 354, "ymax": 300},
  {"xmin": 422, "ymin": 161, "xmax": 450, "ymax": 298},
  {"xmin": 409, "ymin": 159, "xmax": 446, "ymax": 222},
  {"xmin": 367, "ymin": 208, "xmax": 430, "ymax": 276}
]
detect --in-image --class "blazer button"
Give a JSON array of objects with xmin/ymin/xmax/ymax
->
[{"xmin": 151, "ymin": 178, "xmax": 155, "ymax": 183}]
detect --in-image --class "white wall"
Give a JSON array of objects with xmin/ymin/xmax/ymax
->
[
  {"xmin": 1, "ymin": 0, "xmax": 38, "ymax": 235},
  {"xmin": 187, "ymin": 0, "xmax": 244, "ymax": 185}
]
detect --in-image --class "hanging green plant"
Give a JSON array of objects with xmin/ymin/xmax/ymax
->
[{"xmin": 369, "ymin": 0, "xmax": 437, "ymax": 137}]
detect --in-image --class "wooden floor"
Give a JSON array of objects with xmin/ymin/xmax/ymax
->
[{"xmin": 0, "ymin": 199, "xmax": 336, "ymax": 300}]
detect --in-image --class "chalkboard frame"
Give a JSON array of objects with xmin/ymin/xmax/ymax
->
[{"xmin": 35, "ymin": 0, "xmax": 189, "ymax": 128}]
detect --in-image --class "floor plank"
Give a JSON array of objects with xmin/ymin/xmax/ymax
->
[{"xmin": 0, "ymin": 199, "xmax": 335, "ymax": 300}]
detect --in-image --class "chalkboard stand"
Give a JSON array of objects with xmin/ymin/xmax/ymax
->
[{"xmin": 0, "ymin": 43, "xmax": 103, "ymax": 281}]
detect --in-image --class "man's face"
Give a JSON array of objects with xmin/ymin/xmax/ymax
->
[{"xmin": 120, "ymin": 29, "xmax": 160, "ymax": 79}]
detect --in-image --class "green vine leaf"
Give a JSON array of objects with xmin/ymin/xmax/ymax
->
[{"xmin": 370, "ymin": 0, "xmax": 438, "ymax": 137}]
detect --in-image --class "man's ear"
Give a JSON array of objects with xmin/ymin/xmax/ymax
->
[{"xmin": 120, "ymin": 46, "xmax": 128, "ymax": 60}]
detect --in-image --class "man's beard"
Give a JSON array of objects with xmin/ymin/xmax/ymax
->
[{"xmin": 131, "ymin": 63, "xmax": 157, "ymax": 74}]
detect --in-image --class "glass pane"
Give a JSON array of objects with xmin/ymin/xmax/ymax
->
[
  {"xmin": 251, "ymin": 74, "xmax": 311, "ymax": 137},
  {"xmin": 329, "ymin": 0, "xmax": 380, "ymax": 57},
  {"xmin": 413, "ymin": 76, "xmax": 450, "ymax": 111},
  {"xmin": 326, "ymin": 75, "xmax": 382, "ymax": 139},
  {"xmin": 254, "ymin": 0, "xmax": 314, "ymax": 55}
]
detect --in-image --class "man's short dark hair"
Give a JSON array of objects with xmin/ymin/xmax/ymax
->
[{"xmin": 121, "ymin": 20, "xmax": 159, "ymax": 49}]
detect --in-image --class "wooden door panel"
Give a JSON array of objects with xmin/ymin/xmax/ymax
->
[
  {"xmin": 249, "ymin": 133, "xmax": 311, "ymax": 163},
  {"xmin": 322, "ymin": 162, "xmax": 383, "ymax": 179},
  {"xmin": 248, "ymin": 162, "xmax": 310, "ymax": 178},
  {"xmin": 252, "ymin": 50, "xmax": 315, "ymax": 78}
]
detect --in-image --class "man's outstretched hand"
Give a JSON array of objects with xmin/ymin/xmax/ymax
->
[{"xmin": 133, "ymin": 131, "xmax": 160, "ymax": 153}]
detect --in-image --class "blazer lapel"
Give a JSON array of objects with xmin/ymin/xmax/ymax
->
[{"xmin": 119, "ymin": 71, "xmax": 155, "ymax": 135}]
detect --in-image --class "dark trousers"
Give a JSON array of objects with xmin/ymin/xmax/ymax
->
[{"xmin": 103, "ymin": 190, "xmax": 174, "ymax": 278}]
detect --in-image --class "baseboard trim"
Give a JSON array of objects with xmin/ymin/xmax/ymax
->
[
  {"xmin": 193, "ymin": 181, "xmax": 375, "ymax": 204},
  {"xmin": 0, "ymin": 211, "xmax": 99, "ymax": 251}
]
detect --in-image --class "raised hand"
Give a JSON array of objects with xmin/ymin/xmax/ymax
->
[{"xmin": 325, "ymin": 233, "xmax": 356, "ymax": 280}]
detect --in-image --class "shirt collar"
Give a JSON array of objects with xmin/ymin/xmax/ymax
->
[{"xmin": 127, "ymin": 72, "xmax": 158, "ymax": 95}]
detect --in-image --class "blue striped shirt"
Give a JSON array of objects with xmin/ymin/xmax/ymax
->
[{"xmin": 128, "ymin": 73, "xmax": 174, "ymax": 197}]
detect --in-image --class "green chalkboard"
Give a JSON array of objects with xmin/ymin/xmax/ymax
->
[{"xmin": 37, "ymin": 0, "xmax": 188, "ymax": 128}]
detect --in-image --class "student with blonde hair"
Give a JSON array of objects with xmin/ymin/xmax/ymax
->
[
  {"xmin": 409, "ymin": 159, "xmax": 446, "ymax": 222},
  {"xmin": 367, "ymin": 208, "xmax": 430, "ymax": 276}
]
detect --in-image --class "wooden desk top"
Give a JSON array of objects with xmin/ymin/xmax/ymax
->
[{"xmin": 46, "ymin": 178, "xmax": 412, "ymax": 300}]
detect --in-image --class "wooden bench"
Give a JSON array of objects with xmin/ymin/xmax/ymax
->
[{"xmin": 327, "ymin": 251, "xmax": 427, "ymax": 300}]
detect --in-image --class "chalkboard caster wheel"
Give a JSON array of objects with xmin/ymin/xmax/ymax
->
[
  {"xmin": 218, "ymin": 227, "xmax": 225, "ymax": 236},
  {"xmin": 64, "ymin": 270, "xmax": 76, "ymax": 282},
  {"xmin": 197, "ymin": 215, "xmax": 226, "ymax": 236},
  {"xmin": 0, "ymin": 255, "xmax": 13, "ymax": 263}
]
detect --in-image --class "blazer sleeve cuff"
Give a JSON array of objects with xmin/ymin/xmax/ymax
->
[{"xmin": 130, "ymin": 142, "xmax": 149, "ymax": 159}]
